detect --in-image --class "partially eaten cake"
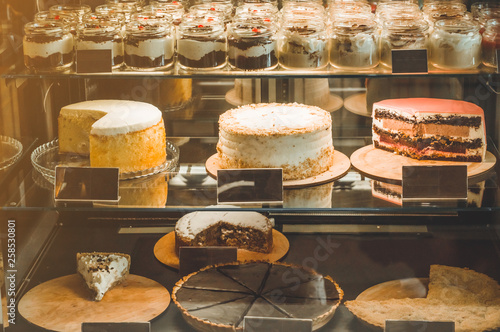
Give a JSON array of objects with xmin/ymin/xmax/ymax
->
[
  {"xmin": 76, "ymin": 252, "xmax": 131, "ymax": 301},
  {"xmin": 372, "ymin": 98, "xmax": 486, "ymax": 162},
  {"xmin": 174, "ymin": 211, "xmax": 273, "ymax": 254}
]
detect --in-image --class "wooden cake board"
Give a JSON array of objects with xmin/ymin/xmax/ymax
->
[
  {"xmin": 225, "ymin": 89, "xmax": 344, "ymax": 113},
  {"xmin": 356, "ymin": 278, "xmax": 429, "ymax": 301},
  {"xmin": 205, "ymin": 151, "xmax": 351, "ymax": 189},
  {"xmin": 351, "ymin": 145, "xmax": 497, "ymax": 183},
  {"xmin": 18, "ymin": 274, "xmax": 170, "ymax": 332},
  {"xmin": 343, "ymin": 93, "xmax": 371, "ymax": 118},
  {"xmin": 154, "ymin": 229, "xmax": 289, "ymax": 270}
]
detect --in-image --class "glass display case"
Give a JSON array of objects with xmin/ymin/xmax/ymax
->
[{"xmin": 0, "ymin": 0, "xmax": 499, "ymax": 331}]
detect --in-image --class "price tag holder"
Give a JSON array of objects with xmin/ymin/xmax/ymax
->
[
  {"xmin": 385, "ymin": 320, "xmax": 454, "ymax": 332},
  {"xmin": 243, "ymin": 317, "xmax": 312, "ymax": 332},
  {"xmin": 179, "ymin": 246, "xmax": 237, "ymax": 277},
  {"xmin": 76, "ymin": 49, "xmax": 112, "ymax": 73},
  {"xmin": 217, "ymin": 168, "xmax": 283, "ymax": 205},
  {"xmin": 402, "ymin": 165, "xmax": 467, "ymax": 204},
  {"xmin": 82, "ymin": 322, "xmax": 150, "ymax": 332},
  {"xmin": 54, "ymin": 166, "xmax": 119, "ymax": 204},
  {"xmin": 391, "ymin": 49, "xmax": 429, "ymax": 74}
]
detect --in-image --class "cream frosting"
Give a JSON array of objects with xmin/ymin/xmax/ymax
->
[
  {"xmin": 177, "ymin": 39, "xmax": 226, "ymax": 61},
  {"xmin": 62, "ymin": 100, "xmax": 162, "ymax": 136},
  {"xmin": 125, "ymin": 37, "xmax": 175, "ymax": 60},
  {"xmin": 76, "ymin": 39, "xmax": 123, "ymax": 58},
  {"xmin": 23, "ymin": 34, "xmax": 74, "ymax": 57},
  {"xmin": 229, "ymin": 40, "xmax": 276, "ymax": 59},
  {"xmin": 175, "ymin": 211, "xmax": 272, "ymax": 240}
]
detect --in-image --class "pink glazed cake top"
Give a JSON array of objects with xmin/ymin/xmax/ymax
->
[{"xmin": 373, "ymin": 98, "xmax": 484, "ymax": 116}]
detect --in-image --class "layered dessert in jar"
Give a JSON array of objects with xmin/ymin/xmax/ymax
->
[
  {"xmin": 23, "ymin": 21, "xmax": 74, "ymax": 72},
  {"xmin": 76, "ymin": 19, "xmax": 124, "ymax": 69},
  {"xmin": 429, "ymin": 19, "xmax": 482, "ymax": 70},
  {"xmin": 228, "ymin": 20, "xmax": 278, "ymax": 70},
  {"xmin": 330, "ymin": 18, "xmax": 379, "ymax": 70},
  {"xmin": 177, "ymin": 19, "xmax": 227, "ymax": 70},
  {"xmin": 279, "ymin": 20, "xmax": 328, "ymax": 70},
  {"xmin": 124, "ymin": 16, "xmax": 175, "ymax": 71}
]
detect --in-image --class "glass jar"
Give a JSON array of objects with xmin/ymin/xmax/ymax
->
[
  {"xmin": 478, "ymin": 8, "xmax": 500, "ymax": 32},
  {"xmin": 429, "ymin": 19, "xmax": 482, "ymax": 70},
  {"xmin": 77, "ymin": 19, "xmax": 124, "ymax": 69},
  {"xmin": 227, "ymin": 19, "xmax": 278, "ymax": 70},
  {"xmin": 379, "ymin": 18, "xmax": 429, "ymax": 68},
  {"xmin": 148, "ymin": 2, "xmax": 185, "ymax": 25},
  {"xmin": 23, "ymin": 21, "xmax": 74, "ymax": 72},
  {"xmin": 124, "ymin": 16, "xmax": 175, "ymax": 71},
  {"xmin": 188, "ymin": 3, "xmax": 233, "ymax": 25},
  {"xmin": 331, "ymin": 18, "xmax": 379, "ymax": 70},
  {"xmin": 423, "ymin": 2, "xmax": 469, "ymax": 25},
  {"xmin": 472, "ymin": 1, "xmax": 500, "ymax": 21},
  {"xmin": 35, "ymin": 11, "xmax": 78, "ymax": 35},
  {"xmin": 234, "ymin": 3, "xmax": 279, "ymax": 23},
  {"xmin": 177, "ymin": 19, "xmax": 227, "ymax": 70},
  {"xmin": 97, "ymin": 3, "xmax": 139, "ymax": 23},
  {"xmin": 49, "ymin": 4, "xmax": 92, "ymax": 23},
  {"xmin": 279, "ymin": 20, "xmax": 328, "ymax": 70},
  {"xmin": 482, "ymin": 19, "xmax": 500, "ymax": 68}
]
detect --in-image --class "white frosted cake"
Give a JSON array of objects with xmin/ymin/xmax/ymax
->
[
  {"xmin": 217, "ymin": 103, "xmax": 334, "ymax": 180},
  {"xmin": 174, "ymin": 211, "xmax": 273, "ymax": 253},
  {"xmin": 76, "ymin": 252, "xmax": 131, "ymax": 301},
  {"xmin": 58, "ymin": 100, "xmax": 166, "ymax": 173}
]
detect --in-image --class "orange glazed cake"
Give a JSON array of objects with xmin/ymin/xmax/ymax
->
[
  {"xmin": 58, "ymin": 100, "xmax": 166, "ymax": 173},
  {"xmin": 372, "ymin": 98, "xmax": 486, "ymax": 162},
  {"xmin": 217, "ymin": 103, "xmax": 334, "ymax": 180}
]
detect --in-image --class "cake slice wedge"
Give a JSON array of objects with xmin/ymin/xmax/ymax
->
[{"xmin": 76, "ymin": 252, "xmax": 131, "ymax": 301}]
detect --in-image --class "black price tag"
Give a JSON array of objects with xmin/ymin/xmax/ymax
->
[
  {"xmin": 179, "ymin": 246, "xmax": 237, "ymax": 277},
  {"xmin": 76, "ymin": 49, "xmax": 112, "ymax": 73},
  {"xmin": 217, "ymin": 169, "xmax": 283, "ymax": 205},
  {"xmin": 54, "ymin": 166, "xmax": 119, "ymax": 202},
  {"xmin": 391, "ymin": 49, "xmax": 428, "ymax": 74},
  {"xmin": 82, "ymin": 322, "xmax": 150, "ymax": 332},
  {"xmin": 402, "ymin": 165, "xmax": 467, "ymax": 202},
  {"xmin": 385, "ymin": 320, "xmax": 454, "ymax": 332},
  {"xmin": 243, "ymin": 317, "xmax": 312, "ymax": 332}
]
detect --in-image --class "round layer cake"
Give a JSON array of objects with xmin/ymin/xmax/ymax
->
[
  {"xmin": 217, "ymin": 103, "xmax": 334, "ymax": 180},
  {"xmin": 172, "ymin": 261, "xmax": 343, "ymax": 331}
]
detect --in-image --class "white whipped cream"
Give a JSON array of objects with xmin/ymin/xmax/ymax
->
[
  {"xmin": 429, "ymin": 30, "xmax": 481, "ymax": 69},
  {"xmin": 229, "ymin": 39, "xmax": 276, "ymax": 58},
  {"xmin": 125, "ymin": 37, "xmax": 175, "ymax": 60},
  {"xmin": 23, "ymin": 34, "xmax": 74, "ymax": 57},
  {"xmin": 177, "ymin": 39, "xmax": 226, "ymax": 61}
]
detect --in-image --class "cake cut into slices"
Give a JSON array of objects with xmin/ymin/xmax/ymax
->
[
  {"xmin": 76, "ymin": 252, "xmax": 131, "ymax": 301},
  {"xmin": 174, "ymin": 211, "xmax": 273, "ymax": 254},
  {"xmin": 58, "ymin": 100, "xmax": 166, "ymax": 173},
  {"xmin": 172, "ymin": 261, "xmax": 343, "ymax": 331},
  {"xmin": 217, "ymin": 103, "xmax": 334, "ymax": 180},
  {"xmin": 372, "ymin": 98, "xmax": 486, "ymax": 162},
  {"xmin": 345, "ymin": 265, "xmax": 500, "ymax": 332}
]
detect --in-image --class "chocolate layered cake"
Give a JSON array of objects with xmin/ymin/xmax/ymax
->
[
  {"xmin": 228, "ymin": 22, "xmax": 278, "ymax": 70},
  {"xmin": 177, "ymin": 23, "xmax": 227, "ymax": 70},
  {"xmin": 174, "ymin": 211, "xmax": 273, "ymax": 254},
  {"xmin": 23, "ymin": 22, "xmax": 74, "ymax": 72},
  {"xmin": 372, "ymin": 98, "xmax": 486, "ymax": 162},
  {"xmin": 172, "ymin": 261, "xmax": 343, "ymax": 331}
]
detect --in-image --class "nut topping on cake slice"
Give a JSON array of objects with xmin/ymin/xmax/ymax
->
[{"xmin": 76, "ymin": 252, "xmax": 131, "ymax": 301}]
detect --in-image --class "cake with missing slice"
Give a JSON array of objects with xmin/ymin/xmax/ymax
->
[
  {"xmin": 372, "ymin": 98, "xmax": 486, "ymax": 162},
  {"xmin": 76, "ymin": 252, "xmax": 131, "ymax": 301}
]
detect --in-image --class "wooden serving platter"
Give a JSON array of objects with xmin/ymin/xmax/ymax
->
[
  {"xmin": 154, "ymin": 229, "xmax": 289, "ymax": 270},
  {"xmin": 205, "ymin": 151, "xmax": 351, "ymax": 189},
  {"xmin": 343, "ymin": 93, "xmax": 371, "ymax": 118},
  {"xmin": 18, "ymin": 274, "xmax": 170, "ymax": 332},
  {"xmin": 356, "ymin": 278, "xmax": 429, "ymax": 301},
  {"xmin": 351, "ymin": 145, "xmax": 496, "ymax": 183}
]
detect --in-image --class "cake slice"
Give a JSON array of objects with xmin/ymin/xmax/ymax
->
[
  {"xmin": 372, "ymin": 98, "xmax": 486, "ymax": 162},
  {"xmin": 76, "ymin": 252, "xmax": 131, "ymax": 301}
]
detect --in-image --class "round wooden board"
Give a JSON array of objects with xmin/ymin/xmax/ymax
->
[
  {"xmin": 350, "ymin": 145, "xmax": 497, "ymax": 183},
  {"xmin": 154, "ymin": 229, "xmax": 289, "ymax": 270},
  {"xmin": 205, "ymin": 151, "xmax": 351, "ymax": 189},
  {"xmin": 344, "ymin": 92, "xmax": 371, "ymax": 117},
  {"xmin": 225, "ymin": 89, "xmax": 344, "ymax": 113},
  {"xmin": 18, "ymin": 274, "xmax": 170, "ymax": 332},
  {"xmin": 356, "ymin": 278, "xmax": 429, "ymax": 301}
]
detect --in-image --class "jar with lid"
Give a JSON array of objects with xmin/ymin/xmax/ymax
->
[
  {"xmin": 429, "ymin": 19, "xmax": 482, "ymax": 70},
  {"xmin": 227, "ymin": 19, "xmax": 278, "ymax": 70},
  {"xmin": 379, "ymin": 18, "xmax": 429, "ymax": 68},
  {"xmin": 77, "ymin": 18, "xmax": 124, "ymax": 69},
  {"xmin": 331, "ymin": 17, "xmax": 379, "ymax": 70},
  {"xmin": 482, "ymin": 18, "xmax": 500, "ymax": 68},
  {"xmin": 279, "ymin": 20, "xmax": 328, "ymax": 70},
  {"xmin": 23, "ymin": 21, "xmax": 74, "ymax": 72},
  {"xmin": 49, "ymin": 4, "xmax": 92, "ymax": 23},
  {"xmin": 177, "ymin": 19, "xmax": 227, "ymax": 70},
  {"xmin": 124, "ymin": 14, "xmax": 175, "ymax": 70}
]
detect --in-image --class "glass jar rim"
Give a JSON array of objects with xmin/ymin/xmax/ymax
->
[
  {"xmin": 434, "ymin": 18, "xmax": 480, "ymax": 31},
  {"xmin": 382, "ymin": 18, "xmax": 429, "ymax": 31},
  {"xmin": 228, "ymin": 20, "xmax": 276, "ymax": 37},
  {"xmin": 334, "ymin": 18, "xmax": 378, "ymax": 32},
  {"xmin": 24, "ymin": 21, "xmax": 70, "ymax": 35},
  {"xmin": 179, "ymin": 19, "xmax": 225, "ymax": 34}
]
